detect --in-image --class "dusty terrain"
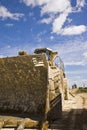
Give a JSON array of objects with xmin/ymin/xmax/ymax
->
[{"xmin": 50, "ymin": 92, "xmax": 87, "ymax": 130}]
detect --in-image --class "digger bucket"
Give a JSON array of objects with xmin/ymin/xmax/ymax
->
[{"xmin": 0, "ymin": 54, "xmax": 48, "ymax": 120}]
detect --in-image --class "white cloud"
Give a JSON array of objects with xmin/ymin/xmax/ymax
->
[
  {"xmin": 21, "ymin": 0, "xmax": 87, "ymax": 35},
  {"xmin": 21, "ymin": 0, "xmax": 71, "ymax": 15},
  {"xmin": 67, "ymin": 70, "xmax": 87, "ymax": 75},
  {"xmin": 50, "ymin": 36, "xmax": 54, "ymax": 40},
  {"xmin": 77, "ymin": 79, "xmax": 87, "ymax": 83},
  {"xmin": 22, "ymin": 0, "xmax": 71, "ymax": 14},
  {"xmin": 21, "ymin": 0, "xmax": 50, "ymax": 7},
  {"xmin": 52, "ymin": 40, "xmax": 87, "ymax": 55},
  {"xmin": 0, "ymin": 5, "xmax": 24, "ymax": 20},
  {"xmin": 40, "ymin": 17, "xmax": 53, "ymax": 24},
  {"xmin": 64, "ymin": 61, "xmax": 85, "ymax": 66},
  {"xmin": 67, "ymin": 18, "xmax": 72, "ymax": 23},
  {"xmin": 83, "ymin": 52, "xmax": 87, "ymax": 58},
  {"xmin": 77, "ymin": 0, "xmax": 85, "ymax": 8},
  {"xmin": 0, "ymin": 45, "xmax": 27, "ymax": 57},
  {"xmin": 5, "ymin": 23, "xmax": 13, "ymax": 27},
  {"xmin": 61, "ymin": 25, "xmax": 87, "ymax": 35},
  {"xmin": 72, "ymin": 0, "xmax": 86, "ymax": 12},
  {"xmin": 51, "ymin": 40, "xmax": 87, "ymax": 67},
  {"xmin": 7, "ymin": 45, "xmax": 11, "ymax": 49},
  {"xmin": 52, "ymin": 12, "xmax": 68, "ymax": 33},
  {"xmin": 41, "ymin": 0, "xmax": 71, "ymax": 15}
]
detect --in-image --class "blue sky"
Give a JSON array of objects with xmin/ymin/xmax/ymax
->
[{"xmin": 0, "ymin": 0, "xmax": 87, "ymax": 87}]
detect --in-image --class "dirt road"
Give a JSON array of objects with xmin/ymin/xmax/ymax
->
[{"xmin": 49, "ymin": 92, "xmax": 87, "ymax": 130}]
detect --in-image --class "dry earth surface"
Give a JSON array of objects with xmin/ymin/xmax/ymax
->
[{"xmin": 48, "ymin": 91, "xmax": 87, "ymax": 130}]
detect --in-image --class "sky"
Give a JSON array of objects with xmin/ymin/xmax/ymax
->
[{"xmin": 0, "ymin": 0, "xmax": 87, "ymax": 87}]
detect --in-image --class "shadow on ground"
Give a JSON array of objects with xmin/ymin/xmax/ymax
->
[{"xmin": 49, "ymin": 108, "xmax": 87, "ymax": 130}]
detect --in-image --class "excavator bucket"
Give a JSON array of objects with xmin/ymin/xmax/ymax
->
[
  {"xmin": 0, "ymin": 48, "xmax": 69, "ymax": 129},
  {"xmin": 0, "ymin": 54, "xmax": 48, "ymax": 120}
]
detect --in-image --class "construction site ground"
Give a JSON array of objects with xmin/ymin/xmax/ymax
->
[
  {"xmin": 50, "ymin": 91, "xmax": 87, "ymax": 130},
  {"xmin": 0, "ymin": 91, "xmax": 87, "ymax": 130}
]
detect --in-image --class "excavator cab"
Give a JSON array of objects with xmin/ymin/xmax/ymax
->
[
  {"xmin": 34, "ymin": 48, "xmax": 52, "ymax": 61},
  {"xmin": 34, "ymin": 48, "xmax": 58, "ymax": 66}
]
